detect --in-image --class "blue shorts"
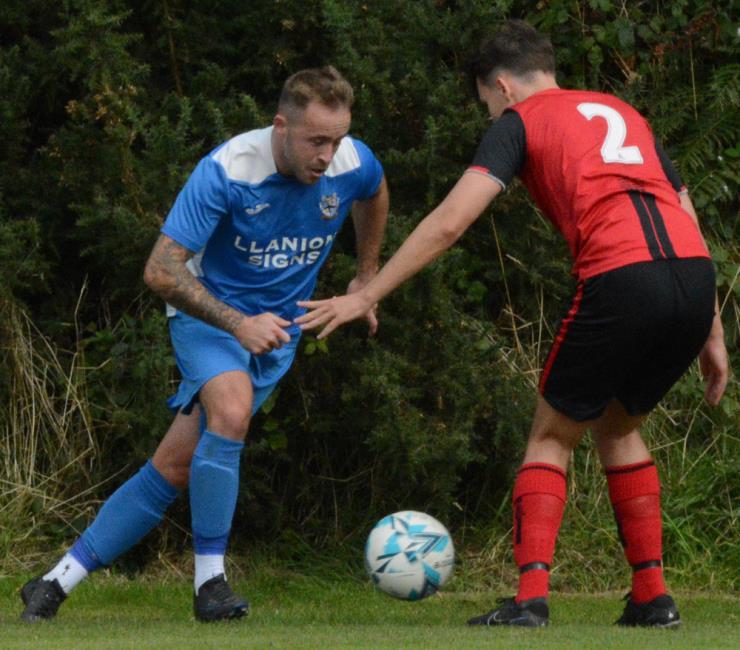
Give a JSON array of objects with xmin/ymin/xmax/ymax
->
[{"xmin": 167, "ymin": 311, "xmax": 300, "ymax": 416}]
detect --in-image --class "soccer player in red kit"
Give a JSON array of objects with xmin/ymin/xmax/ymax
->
[{"xmin": 296, "ymin": 20, "xmax": 729, "ymax": 628}]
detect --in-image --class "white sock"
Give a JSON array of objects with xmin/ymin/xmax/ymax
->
[
  {"xmin": 43, "ymin": 553, "xmax": 89, "ymax": 594},
  {"xmin": 194, "ymin": 554, "xmax": 225, "ymax": 594}
]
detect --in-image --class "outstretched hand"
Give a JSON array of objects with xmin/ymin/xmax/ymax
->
[{"xmin": 295, "ymin": 292, "xmax": 374, "ymax": 339}]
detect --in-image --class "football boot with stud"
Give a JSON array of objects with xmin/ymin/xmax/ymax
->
[
  {"xmin": 467, "ymin": 596, "xmax": 549, "ymax": 627},
  {"xmin": 20, "ymin": 576, "xmax": 67, "ymax": 623},
  {"xmin": 616, "ymin": 593, "xmax": 681, "ymax": 628},
  {"xmin": 193, "ymin": 574, "xmax": 249, "ymax": 622}
]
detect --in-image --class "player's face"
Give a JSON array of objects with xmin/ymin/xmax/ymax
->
[
  {"xmin": 274, "ymin": 101, "xmax": 351, "ymax": 184},
  {"xmin": 476, "ymin": 77, "xmax": 511, "ymax": 121}
]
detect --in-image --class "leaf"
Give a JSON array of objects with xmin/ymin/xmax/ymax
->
[{"xmin": 267, "ymin": 431, "xmax": 288, "ymax": 450}]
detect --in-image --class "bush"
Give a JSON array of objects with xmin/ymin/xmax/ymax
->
[{"xmin": 0, "ymin": 0, "xmax": 736, "ymax": 591}]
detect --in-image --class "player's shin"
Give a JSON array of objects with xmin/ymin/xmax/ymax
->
[
  {"xmin": 512, "ymin": 463, "xmax": 567, "ymax": 603},
  {"xmin": 606, "ymin": 460, "xmax": 666, "ymax": 603},
  {"xmin": 189, "ymin": 429, "xmax": 244, "ymax": 593},
  {"xmin": 62, "ymin": 460, "xmax": 179, "ymax": 591}
]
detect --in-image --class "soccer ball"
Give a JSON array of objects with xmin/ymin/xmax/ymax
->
[{"xmin": 364, "ymin": 511, "xmax": 455, "ymax": 600}]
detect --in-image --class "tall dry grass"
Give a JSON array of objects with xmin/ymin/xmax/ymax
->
[{"xmin": 0, "ymin": 297, "xmax": 108, "ymax": 572}]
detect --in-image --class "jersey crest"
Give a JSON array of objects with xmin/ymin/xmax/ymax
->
[{"xmin": 319, "ymin": 192, "xmax": 340, "ymax": 220}]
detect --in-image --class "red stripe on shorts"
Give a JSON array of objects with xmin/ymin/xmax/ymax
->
[{"xmin": 539, "ymin": 281, "xmax": 585, "ymax": 393}]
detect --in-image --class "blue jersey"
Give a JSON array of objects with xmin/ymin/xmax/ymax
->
[{"xmin": 162, "ymin": 126, "xmax": 384, "ymax": 333}]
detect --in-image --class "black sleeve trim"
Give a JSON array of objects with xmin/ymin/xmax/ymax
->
[
  {"xmin": 469, "ymin": 110, "xmax": 526, "ymax": 190},
  {"xmin": 654, "ymin": 138, "xmax": 685, "ymax": 192}
]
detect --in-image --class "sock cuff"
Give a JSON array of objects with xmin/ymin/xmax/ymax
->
[
  {"xmin": 195, "ymin": 430, "xmax": 245, "ymax": 464},
  {"xmin": 514, "ymin": 463, "xmax": 567, "ymax": 501},
  {"xmin": 142, "ymin": 460, "xmax": 180, "ymax": 505},
  {"xmin": 606, "ymin": 460, "xmax": 660, "ymax": 503},
  {"xmin": 604, "ymin": 459, "xmax": 655, "ymax": 476},
  {"xmin": 193, "ymin": 533, "xmax": 230, "ymax": 555},
  {"xmin": 70, "ymin": 536, "xmax": 103, "ymax": 572}
]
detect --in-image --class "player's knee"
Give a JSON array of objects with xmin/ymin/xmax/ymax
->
[
  {"xmin": 529, "ymin": 422, "xmax": 583, "ymax": 452},
  {"xmin": 528, "ymin": 400, "xmax": 586, "ymax": 451},
  {"xmin": 153, "ymin": 459, "xmax": 190, "ymax": 489},
  {"xmin": 207, "ymin": 403, "xmax": 251, "ymax": 440}
]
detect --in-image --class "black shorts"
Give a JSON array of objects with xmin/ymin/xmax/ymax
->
[{"xmin": 539, "ymin": 258, "xmax": 715, "ymax": 421}]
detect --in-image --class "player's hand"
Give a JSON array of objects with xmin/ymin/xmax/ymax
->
[
  {"xmin": 234, "ymin": 313, "xmax": 291, "ymax": 354},
  {"xmin": 295, "ymin": 292, "xmax": 373, "ymax": 339},
  {"xmin": 346, "ymin": 276, "xmax": 379, "ymax": 336},
  {"xmin": 698, "ymin": 317, "xmax": 729, "ymax": 406}
]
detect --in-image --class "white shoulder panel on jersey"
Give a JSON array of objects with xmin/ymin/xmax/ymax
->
[
  {"xmin": 211, "ymin": 126, "xmax": 277, "ymax": 184},
  {"xmin": 325, "ymin": 137, "xmax": 361, "ymax": 177}
]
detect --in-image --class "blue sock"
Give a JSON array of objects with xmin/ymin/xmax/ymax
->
[
  {"xmin": 190, "ymin": 430, "xmax": 244, "ymax": 555},
  {"xmin": 70, "ymin": 460, "xmax": 179, "ymax": 570}
]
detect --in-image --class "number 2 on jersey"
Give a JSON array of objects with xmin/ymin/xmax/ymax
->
[{"xmin": 577, "ymin": 102, "xmax": 644, "ymax": 165}]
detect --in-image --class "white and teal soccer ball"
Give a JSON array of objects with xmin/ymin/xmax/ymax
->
[{"xmin": 364, "ymin": 511, "xmax": 455, "ymax": 600}]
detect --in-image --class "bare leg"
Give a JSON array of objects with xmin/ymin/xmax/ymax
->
[
  {"xmin": 199, "ymin": 370, "xmax": 254, "ymax": 440},
  {"xmin": 590, "ymin": 400, "xmax": 649, "ymax": 467},
  {"xmin": 151, "ymin": 405, "xmax": 202, "ymax": 489},
  {"xmin": 151, "ymin": 368, "xmax": 256, "ymax": 490},
  {"xmin": 522, "ymin": 395, "xmax": 591, "ymax": 469}
]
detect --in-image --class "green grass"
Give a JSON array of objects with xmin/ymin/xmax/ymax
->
[{"xmin": 1, "ymin": 567, "xmax": 738, "ymax": 649}]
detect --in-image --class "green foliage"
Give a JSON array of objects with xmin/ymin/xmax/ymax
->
[
  {"xmin": 0, "ymin": 216, "xmax": 48, "ymax": 299},
  {"xmin": 78, "ymin": 308, "xmax": 175, "ymax": 458},
  {"xmin": 0, "ymin": 0, "xmax": 737, "ymax": 592}
]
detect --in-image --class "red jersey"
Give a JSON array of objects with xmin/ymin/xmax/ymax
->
[{"xmin": 469, "ymin": 88, "xmax": 709, "ymax": 279}]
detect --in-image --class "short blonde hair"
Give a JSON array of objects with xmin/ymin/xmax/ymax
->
[{"xmin": 278, "ymin": 66, "xmax": 354, "ymax": 115}]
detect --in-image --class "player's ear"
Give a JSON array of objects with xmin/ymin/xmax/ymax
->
[
  {"xmin": 496, "ymin": 76, "xmax": 514, "ymax": 102},
  {"xmin": 273, "ymin": 112, "xmax": 288, "ymax": 132}
]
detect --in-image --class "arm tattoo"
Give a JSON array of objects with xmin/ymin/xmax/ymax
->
[{"xmin": 146, "ymin": 235, "xmax": 245, "ymax": 334}]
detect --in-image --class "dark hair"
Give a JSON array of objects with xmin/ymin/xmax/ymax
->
[
  {"xmin": 471, "ymin": 20, "xmax": 555, "ymax": 85},
  {"xmin": 278, "ymin": 65, "xmax": 354, "ymax": 114}
]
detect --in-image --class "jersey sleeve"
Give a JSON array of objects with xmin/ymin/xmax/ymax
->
[
  {"xmin": 161, "ymin": 155, "xmax": 230, "ymax": 252},
  {"xmin": 653, "ymin": 138, "xmax": 686, "ymax": 193},
  {"xmin": 467, "ymin": 110, "xmax": 527, "ymax": 190},
  {"xmin": 352, "ymin": 138, "xmax": 385, "ymax": 200}
]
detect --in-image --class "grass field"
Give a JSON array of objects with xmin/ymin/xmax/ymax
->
[{"xmin": 1, "ymin": 565, "xmax": 738, "ymax": 649}]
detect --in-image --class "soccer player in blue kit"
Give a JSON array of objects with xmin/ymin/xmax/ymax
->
[{"xmin": 20, "ymin": 66, "xmax": 389, "ymax": 623}]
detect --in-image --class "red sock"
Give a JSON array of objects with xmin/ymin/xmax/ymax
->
[
  {"xmin": 606, "ymin": 460, "xmax": 666, "ymax": 604},
  {"xmin": 513, "ymin": 463, "xmax": 567, "ymax": 603}
]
